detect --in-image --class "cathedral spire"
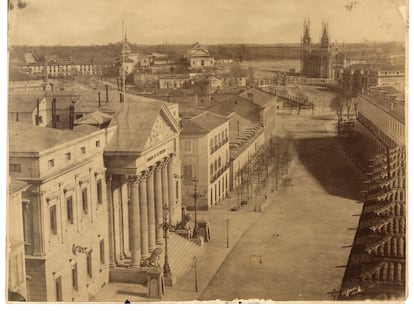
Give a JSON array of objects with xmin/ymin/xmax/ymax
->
[{"xmin": 321, "ymin": 22, "xmax": 329, "ymax": 48}]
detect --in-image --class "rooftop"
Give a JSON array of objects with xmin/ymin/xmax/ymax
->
[
  {"xmin": 9, "ymin": 121, "xmax": 88, "ymax": 153},
  {"xmin": 105, "ymin": 96, "xmax": 178, "ymax": 154},
  {"xmin": 361, "ymin": 87, "xmax": 405, "ymax": 123},
  {"xmin": 239, "ymin": 88, "xmax": 275, "ymax": 107},
  {"xmin": 8, "ymin": 92, "xmax": 46, "ymax": 112},
  {"xmin": 181, "ymin": 111, "xmax": 228, "ymax": 135}
]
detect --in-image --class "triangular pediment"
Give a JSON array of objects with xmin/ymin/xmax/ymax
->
[
  {"xmin": 143, "ymin": 111, "xmax": 177, "ymax": 150},
  {"xmin": 191, "ymin": 49, "xmax": 210, "ymax": 57}
]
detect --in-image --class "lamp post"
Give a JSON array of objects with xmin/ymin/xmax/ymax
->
[
  {"xmin": 162, "ymin": 204, "xmax": 172, "ymax": 278},
  {"xmin": 226, "ymin": 219, "xmax": 229, "ymax": 248},
  {"xmin": 193, "ymin": 256, "xmax": 198, "ymax": 292},
  {"xmin": 192, "ymin": 177, "xmax": 201, "ymax": 239}
]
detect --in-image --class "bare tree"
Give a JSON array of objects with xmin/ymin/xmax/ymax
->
[{"xmin": 235, "ymin": 44, "xmax": 248, "ymax": 63}]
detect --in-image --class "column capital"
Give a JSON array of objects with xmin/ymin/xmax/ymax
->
[
  {"xmin": 147, "ymin": 166, "xmax": 155, "ymax": 177},
  {"xmin": 155, "ymin": 161, "xmax": 166, "ymax": 171},
  {"xmin": 126, "ymin": 174, "xmax": 139, "ymax": 185},
  {"xmin": 140, "ymin": 170, "xmax": 149, "ymax": 180}
]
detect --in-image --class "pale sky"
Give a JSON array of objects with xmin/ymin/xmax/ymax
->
[{"xmin": 8, "ymin": 0, "xmax": 408, "ymax": 45}]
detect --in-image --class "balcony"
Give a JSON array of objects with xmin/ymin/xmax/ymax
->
[
  {"xmin": 209, "ymin": 162, "xmax": 230, "ymax": 183},
  {"xmin": 209, "ymin": 137, "xmax": 229, "ymax": 155}
]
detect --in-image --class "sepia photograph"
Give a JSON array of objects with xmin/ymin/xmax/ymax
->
[{"xmin": 5, "ymin": 0, "xmax": 408, "ymax": 303}]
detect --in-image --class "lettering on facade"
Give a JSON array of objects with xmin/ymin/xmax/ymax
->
[{"xmin": 146, "ymin": 148, "xmax": 166, "ymax": 163}]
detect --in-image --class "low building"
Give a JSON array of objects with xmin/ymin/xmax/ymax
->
[
  {"xmin": 8, "ymin": 121, "xmax": 117, "ymax": 302},
  {"xmin": 356, "ymin": 87, "xmax": 405, "ymax": 153},
  {"xmin": 159, "ymin": 74, "xmax": 191, "ymax": 89},
  {"xmin": 8, "ymin": 91, "xmax": 81, "ymax": 129},
  {"xmin": 180, "ymin": 111, "xmax": 230, "ymax": 209},
  {"xmin": 227, "ymin": 113, "xmax": 265, "ymax": 191},
  {"xmin": 340, "ymin": 64, "xmax": 405, "ymax": 96},
  {"xmin": 209, "ymin": 88, "xmax": 279, "ymax": 141},
  {"xmin": 186, "ymin": 42, "xmax": 214, "ymax": 68}
]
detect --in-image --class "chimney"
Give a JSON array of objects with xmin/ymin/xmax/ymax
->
[
  {"xmin": 69, "ymin": 106, "xmax": 74, "ymax": 130},
  {"xmin": 52, "ymin": 98, "xmax": 57, "ymax": 128},
  {"xmin": 36, "ymin": 99, "xmax": 40, "ymax": 125},
  {"xmin": 105, "ymin": 84, "xmax": 109, "ymax": 102},
  {"xmin": 98, "ymin": 92, "xmax": 101, "ymax": 107}
]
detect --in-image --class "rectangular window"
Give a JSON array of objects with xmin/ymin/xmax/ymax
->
[
  {"xmin": 87, "ymin": 250, "xmax": 93, "ymax": 278},
  {"xmin": 72, "ymin": 264, "xmax": 78, "ymax": 290},
  {"xmin": 100, "ymin": 240, "xmax": 105, "ymax": 264},
  {"xmin": 81, "ymin": 146, "xmax": 86, "ymax": 154},
  {"xmin": 66, "ymin": 196, "xmax": 74, "ymax": 224},
  {"xmin": 82, "ymin": 188, "xmax": 88, "ymax": 214},
  {"xmin": 96, "ymin": 179, "xmax": 103, "ymax": 204},
  {"xmin": 218, "ymin": 157, "xmax": 222, "ymax": 168},
  {"xmin": 210, "ymin": 164, "xmax": 214, "ymax": 176},
  {"xmin": 48, "ymin": 159, "xmax": 55, "ymax": 168},
  {"xmin": 65, "ymin": 152, "xmax": 71, "ymax": 161},
  {"xmin": 184, "ymin": 141, "xmax": 192, "ymax": 153},
  {"xmin": 55, "ymin": 114, "xmax": 60, "ymax": 122},
  {"xmin": 50, "ymin": 205, "xmax": 57, "ymax": 235},
  {"xmin": 95, "ymin": 140, "xmax": 101, "ymax": 148},
  {"xmin": 9, "ymin": 163, "xmax": 21, "ymax": 172},
  {"xmin": 55, "ymin": 276, "xmax": 62, "ymax": 301},
  {"xmin": 183, "ymin": 165, "xmax": 192, "ymax": 182}
]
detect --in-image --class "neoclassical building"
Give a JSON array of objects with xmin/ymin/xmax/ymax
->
[{"xmin": 104, "ymin": 98, "xmax": 182, "ymax": 282}]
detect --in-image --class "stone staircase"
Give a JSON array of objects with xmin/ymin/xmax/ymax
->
[{"xmin": 158, "ymin": 232, "xmax": 206, "ymax": 282}]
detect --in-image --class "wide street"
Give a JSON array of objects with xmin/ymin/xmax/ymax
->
[{"xmin": 199, "ymin": 87, "xmax": 366, "ymax": 301}]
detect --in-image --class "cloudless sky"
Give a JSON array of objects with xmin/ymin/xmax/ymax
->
[{"xmin": 8, "ymin": 0, "xmax": 408, "ymax": 45}]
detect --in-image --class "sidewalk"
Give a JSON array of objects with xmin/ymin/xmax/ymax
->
[{"xmin": 92, "ymin": 168, "xmax": 289, "ymax": 303}]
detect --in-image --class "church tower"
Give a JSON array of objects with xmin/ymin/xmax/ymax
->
[
  {"xmin": 301, "ymin": 19, "xmax": 312, "ymax": 74},
  {"xmin": 320, "ymin": 23, "xmax": 330, "ymax": 49}
]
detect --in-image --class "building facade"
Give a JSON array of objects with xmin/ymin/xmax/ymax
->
[
  {"xmin": 7, "ymin": 180, "xmax": 30, "ymax": 301},
  {"xmin": 356, "ymin": 87, "xmax": 405, "ymax": 153},
  {"xmin": 180, "ymin": 111, "xmax": 230, "ymax": 209},
  {"xmin": 186, "ymin": 42, "xmax": 215, "ymax": 68},
  {"xmin": 103, "ymin": 99, "xmax": 183, "ymax": 282},
  {"xmin": 9, "ymin": 121, "xmax": 116, "ymax": 302}
]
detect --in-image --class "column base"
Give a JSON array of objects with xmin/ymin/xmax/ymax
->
[
  {"xmin": 156, "ymin": 239, "xmax": 164, "ymax": 245},
  {"xmin": 164, "ymin": 275, "xmax": 176, "ymax": 287}
]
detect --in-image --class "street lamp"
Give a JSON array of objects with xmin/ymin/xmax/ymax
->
[
  {"xmin": 162, "ymin": 204, "xmax": 172, "ymax": 278},
  {"xmin": 192, "ymin": 177, "xmax": 201, "ymax": 239}
]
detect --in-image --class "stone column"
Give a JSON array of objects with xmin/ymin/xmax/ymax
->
[
  {"xmin": 139, "ymin": 171, "xmax": 149, "ymax": 259},
  {"xmin": 154, "ymin": 163, "xmax": 164, "ymax": 244},
  {"xmin": 127, "ymin": 175, "xmax": 141, "ymax": 268},
  {"xmin": 120, "ymin": 177, "xmax": 130, "ymax": 258},
  {"xmin": 32, "ymin": 191, "xmax": 45, "ymax": 256},
  {"xmin": 167, "ymin": 155, "xmax": 175, "ymax": 223},
  {"xmin": 146, "ymin": 167, "xmax": 156, "ymax": 252},
  {"xmin": 106, "ymin": 173, "xmax": 115, "ymax": 267}
]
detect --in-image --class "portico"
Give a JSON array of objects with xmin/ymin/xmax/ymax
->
[{"xmin": 103, "ymin": 99, "xmax": 182, "ymax": 281}]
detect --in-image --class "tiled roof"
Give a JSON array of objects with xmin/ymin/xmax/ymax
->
[
  {"xmin": 208, "ymin": 96, "xmax": 261, "ymax": 123},
  {"xmin": 9, "ymin": 121, "xmax": 87, "ymax": 153},
  {"xmin": 339, "ymin": 147, "xmax": 406, "ymax": 300},
  {"xmin": 361, "ymin": 88, "xmax": 405, "ymax": 123},
  {"xmin": 74, "ymin": 111, "xmax": 112, "ymax": 126},
  {"xmin": 181, "ymin": 111, "xmax": 228, "ymax": 135},
  {"xmin": 105, "ymin": 96, "xmax": 177, "ymax": 154},
  {"xmin": 8, "ymin": 92, "xmax": 46, "ymax": 112},
  {"xmin": 239, "ymin": 88, "xmax": 274, "ymax": 107}
]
